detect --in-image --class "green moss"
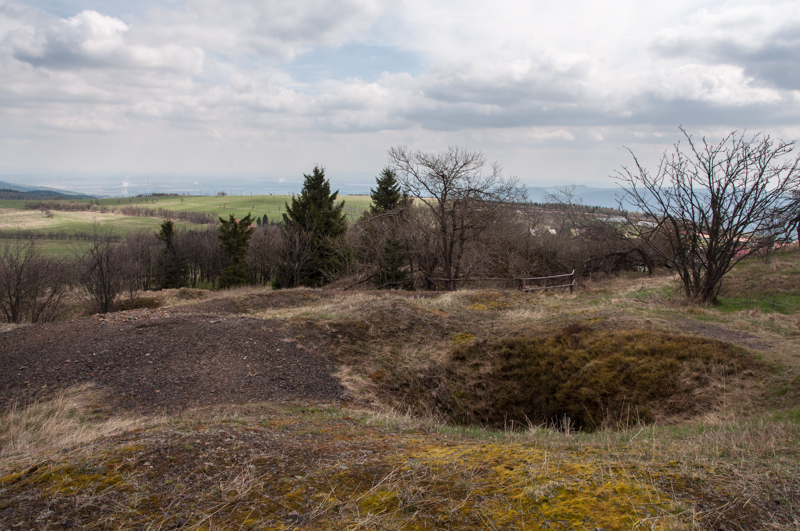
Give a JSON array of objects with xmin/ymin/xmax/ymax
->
[
  {"xmin": 715, "ymin": 295, "xmax": 800, "ymax": 314},
  {"xmin": 443, "ymin": 325, "xmax": 759, "ymax": 430},
  {"xmin": 454, "ymin": 333, "xmax": 476, "ymax": 344}
]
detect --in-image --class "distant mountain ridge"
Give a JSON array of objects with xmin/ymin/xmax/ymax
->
[
  {"xmin": 526, "ymin": 185, "xmax": 624, "ymax": 209},
  {"xmin": 0, "ymin": 180, "xmax": 98, "ymax": 199}
]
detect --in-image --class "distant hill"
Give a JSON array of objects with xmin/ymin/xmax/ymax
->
[
  {"xmin": 0, "ymin": 180, "xmax": 98, "ymax": 200},
  {"xmin": 526, "ymin": 185, "xmax": 624, "ymax": 209}
]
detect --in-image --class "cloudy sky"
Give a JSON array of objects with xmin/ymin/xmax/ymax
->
[{"xmin": 0, "ymin": 0, "xmax": 799, "ymax": 194}]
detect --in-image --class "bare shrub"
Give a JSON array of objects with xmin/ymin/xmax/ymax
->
[
  {"xmin": 618, "ymin": 128, "xmax": 800, "ymax": 302},
  {"xmin": 246, "ymin": 224, "xmax": 281, "ymax": 285},
  {"xmin": 272, "ymin": 224, "xmax": 315, "ymax": 288},
  {"xmin": 77, "ymin": 229, "xmax": 125, "ymax": 313},
  {"xmin": 176, "ymin": 225, "xmax": 224, "ymax": 287},
  {"xmin": 0, "ymin": 238, "xmax": 72, "ymax": 323},
  {"xmin": 389, "ymin": 146, "xmax": 526, "ymax": 290}
]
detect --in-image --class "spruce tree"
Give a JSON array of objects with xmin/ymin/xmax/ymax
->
[
  {"xmin": 217, "ymin": 213, "xmax": 255, "ymax": 288},
  {"xmin": 370, "ymin": 167, "xmax": 404, "ymax": 213},
  {"xmin": 156, "ymin": 219, "xmax": 183, "ymax": 289},
  {"xmin": 279, "ymin": 166, "xmax": 347, "ymax": 287},
  {"xmin": 364, "ymin": 168, "xmax": 410, "ymax": 288}
]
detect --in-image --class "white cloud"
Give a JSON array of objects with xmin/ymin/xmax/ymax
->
[
  {"xmin": 643, "ymin": 63, "xmax": 783, "ymax": 106},
  {"xmin": 144, "ymin": 0, "xmax": 384, "ymax": 61},
  {"xmin": 0, "ymin": 0, "xmax": 798, "ymax": 185},
  {"xmin": 3, "ymin": 9, "xmax": 204, "ymax": 73}
]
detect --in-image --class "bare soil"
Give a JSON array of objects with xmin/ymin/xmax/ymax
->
[{"xmin": 1, "ymin": 307, "xmax": 345, "ymax": 413}]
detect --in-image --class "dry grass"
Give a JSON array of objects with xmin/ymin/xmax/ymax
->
[
  {"xmin": 2, "ymin": 251, "xmax": 800, "ymax": 528},
  {"xmin": 1, "ymin": 390, "xmax": 797, "ymax": 530},
  {"xmin": 0, "ymin": 384, "xmax": 151, "ymax": 473}
]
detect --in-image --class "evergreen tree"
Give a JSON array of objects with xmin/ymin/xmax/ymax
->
[
  {"xmin": 278, "ymin": 166, "xmax": 347, "ymax": 287},
  {"xmin": 156, "ymin": 219, "xmax": 183, "ymax": 289},
  {"xmin": 217, "ymin": 213, "xmax": 255, "ymax": 288},
  {"xmin": 370, "ymin": 167, "xmax": 404, "ymax": 213},
  {"xmin": 362, "ymin": 168, "xmax": 410, "ymax": 288}
]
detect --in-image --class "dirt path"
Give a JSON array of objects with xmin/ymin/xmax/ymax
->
[{"xmin": 1, "ymin": 309, "xmax": 344, "ymax": 412}]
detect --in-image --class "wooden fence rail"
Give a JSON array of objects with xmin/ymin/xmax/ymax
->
[
  {"xmin": 428, "ymin": 270, "xmax": 576, "ymax": 293},
  {"xmin": 519, "ymin": 269, "xmax": 575, "ymax": 293}
]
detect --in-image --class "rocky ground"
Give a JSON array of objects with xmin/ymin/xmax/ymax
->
[{"xmin": 1, "ymin": 305, "xmax": 345, "ymax": 413}]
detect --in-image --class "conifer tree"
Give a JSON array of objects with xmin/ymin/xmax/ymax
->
[
  {"xmin": 278, "ymin": 166, "xmax": 347, "ymax": 287},
  {"xmin": 217, "ymin": 213, "xmax": 255, "ymax": 288},
  {"xmin": 156, "ymin": 219, "xmax": 183, "ymax": 289},
  {"xmin": 370, "ymin": 167, "xmax": 404, "ymax": 213},
  {"xmin": 364, "ymin": 168, "xmax": 409, "ymax": 288}
]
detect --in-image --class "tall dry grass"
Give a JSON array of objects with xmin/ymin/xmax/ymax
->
[{"xmin": 0, "ymin": 384, "xmax": 150, "ymax": 472}]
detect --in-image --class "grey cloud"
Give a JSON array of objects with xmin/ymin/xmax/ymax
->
[
  {"xmin": 651, "ymin": 20, "xmax": 800, "ymax": 90},
  {"xmin": 419, "ymin": 54, "xmax": 592, "ymax": 107},
  {"xmin": 624, "ymin": 92, "xmax": 800, "ymax": 131},
  {"xmin": 151, "ymin": 0, "xmax": 382, "ymax": 61}
]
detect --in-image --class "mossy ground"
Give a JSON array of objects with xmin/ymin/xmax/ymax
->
[
  {"xmin": 442, "ymin": 327, "xmax": 760, "ymax": 430},
  {"xmin": 2, "ymin": 399, "xmax": 798, "ymax": 530},
  {"xmin": 2, "ymin": 248, "xmax": 800, "ymax": 529}
]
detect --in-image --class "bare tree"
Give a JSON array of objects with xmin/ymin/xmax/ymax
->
[
  {"xmin": 177, "ymin": 226, "xmax": 224, "ymax": 287},
  {"xmin": 546, "ymin": 185, "xmax": 655, "ymax": 276},
  {"xmin": 273, "ymin": 224, "xmax": 315, "ymax": 289},
  {"xmin": 617, "ymin": 128, "xmax": 800, "ymax": 303},
  {"xmin": 79, "ymin": 229, "xmax": 125, "ymax": 313},
  {"xmin": 118, "ymin": 230, "xmax": 160, "ymax": 306},
  {"xmin": 0, "ymin": 239, "xmax": 72, "ymax": 323},
  {"xmin": 389, "ymin": 146, "xmax": 526, "ymax": 290},
  {"xmin": 246, "ymin": 224, "xmax": 281, "ymax": 285}
]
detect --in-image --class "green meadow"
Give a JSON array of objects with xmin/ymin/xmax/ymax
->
[
  {"xmin": 0, "ymin": 194, "xmax": 374, "ymax": 254},
  {"xmin": 95, "ymin": 194, "xmax": 373, "ymax": 223}
]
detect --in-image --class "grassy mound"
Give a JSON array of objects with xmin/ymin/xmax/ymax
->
[{"xmin": 436, "ymin": 325, "xmax": 760, "ymax": 430}]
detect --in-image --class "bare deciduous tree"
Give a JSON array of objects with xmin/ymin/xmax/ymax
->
[
  {"xmin": 273, "ymin": 224, "xmax": 315, "ymax": 289},
  {"xmin": 617, "ymin": 128, "xmax": 800, "ymax": 303},
  {"xmin": 545, "ymin": 185, "xmax": 656, "ymax": 276},
  {"xmin": 0, "ymin": 238, "xmax": 72, "ymax": 323},
  {"xmin": 247, "ymin": 224, "xmax": 281, "ymax": 285},
  {"xmin": 79, "ymin": 229, "xmax": 125, "ymax": 313},
  {"xmin": 389, "ymin": 146, "xmax": 526, "ymax": 290}
]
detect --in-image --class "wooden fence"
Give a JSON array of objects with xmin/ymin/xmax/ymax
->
[
  {"xmin": 428, "ymin": 269, "xmax": 576, "ymax": 293},
  {"xmin": 518, "ymin": 269, "xmax": 575, "ymax": 293}
]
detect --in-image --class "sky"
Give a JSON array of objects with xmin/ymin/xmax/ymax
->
[{"xmin": 0, "ymin": 0, "xmax": 799, "ymax": 195}]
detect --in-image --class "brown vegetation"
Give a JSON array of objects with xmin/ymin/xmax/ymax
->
[{"xmin": 1, "ymin": 234, "xmax": 799, "ymax": 530}]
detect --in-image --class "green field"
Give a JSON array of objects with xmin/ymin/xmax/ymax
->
[
  {"xmin": 2, "ymin": 194, "xmax": 373, "ymax": 223},
  {"xmin": 95, "ymin": 194, "xmax": 373, "ymax": 223},
  {"xmin": 0, "ymin": 209, "xmax": 196, "ymax": 235},
  {"xmin": 0, "ymin": 194, "xmax": 374, "ymax": 255}
]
